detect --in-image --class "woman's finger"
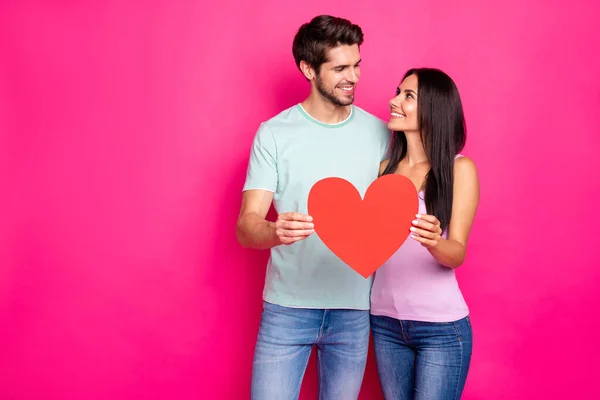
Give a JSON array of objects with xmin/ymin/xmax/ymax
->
[
  {"xmin": 411, "ymin": 218, "xmax": 438, "ymax": 233},
  {"xmin": 410, "ymin": 227, "xmax": 438, "ymax": 239},
  {"xmin": 416, "ymin": 214, "xmax": 440, "ymax": 226},
  {"xmin": 410, "ymin": 234, "xmax": 436, "ymax": 247}
]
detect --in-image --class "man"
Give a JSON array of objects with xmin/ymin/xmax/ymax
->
[{"xmin": 236, "ymin": 15, "xmax": 390, "ymax": 399}]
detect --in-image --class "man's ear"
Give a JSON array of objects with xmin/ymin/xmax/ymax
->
[{"xmin": 299, "ymin": 60, "xmax": 315, "ymax": 81}]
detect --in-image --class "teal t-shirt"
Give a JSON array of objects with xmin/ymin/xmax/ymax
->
[{"xmin": 243, "ymin": 103, "xmax": 391, "ymax": 310}]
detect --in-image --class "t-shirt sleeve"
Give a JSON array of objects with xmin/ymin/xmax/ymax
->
[
  {"xmin": 242, "ymin": 122, "xmax": 278, "ymax": 192},
  {"xmin": 378, "ymin": 119, "xmax": 392, "ymax": 162}
]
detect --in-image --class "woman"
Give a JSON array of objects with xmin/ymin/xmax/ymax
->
[{"xmin": 370, "ymin": 68, "xmax": 480, "ymax": 400}]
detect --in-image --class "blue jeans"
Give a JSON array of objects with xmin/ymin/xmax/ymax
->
[
  {"xmin": 250, "ymin": 301, "xmax": 370, "ymax": 400},
  {"xmin": 371, "ymin": 314, "xmax": 473, "ymax": 400}
]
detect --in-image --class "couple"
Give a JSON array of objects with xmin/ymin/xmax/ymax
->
[{"xmin": 236, "ymin": 14, "xmax": 480, "ymax": 400}]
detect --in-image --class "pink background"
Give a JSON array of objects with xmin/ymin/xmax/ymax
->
[{"xmin": 2, "ymin": 1, "xmax": 600, "ymax": 399}]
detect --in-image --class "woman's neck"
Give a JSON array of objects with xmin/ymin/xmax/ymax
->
[{"xmin": 403, "ymin": 131, "xmax": 429, "ymax": 166}]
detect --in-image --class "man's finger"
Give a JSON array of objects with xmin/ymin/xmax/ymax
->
[
  {"xmin": 283, "ymin": 234, "xmax": 312, "ymax": 245},
  {"xmin": 279, "ymin": 220, "xmax": 314, "ymax": 230},
  {"xmin": 286, "ymin": 229, "xmax": 314, "ymax": 237},
  {"xmin": 280, "ymin": 212, "xmax": 313, "ymax": 222}
]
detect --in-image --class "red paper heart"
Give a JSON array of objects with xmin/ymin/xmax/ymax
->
[{"xmin": 307, "ymin": 174, "xmax": 418, "ymax": 278}]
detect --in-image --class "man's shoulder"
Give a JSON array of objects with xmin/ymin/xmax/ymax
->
[
  {"xmin": 261, "ymin": 104, "xmax": 301, "ymax": 129},
  {"xmin": 254, "ymin": 104, "xmax": 307, "ymax": 145},
  {"xmin": 252, "ymin": 105, "xmax": 298, "ymax": 140}
]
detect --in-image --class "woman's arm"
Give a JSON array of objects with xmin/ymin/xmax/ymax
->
[{"xmin": 410, "ymin": 156, "xmax": 480, "ymax": 268}]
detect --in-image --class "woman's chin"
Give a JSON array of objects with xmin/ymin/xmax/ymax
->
[{"xmin": 388, "ymin": 121, "xmax": 404, "ymax": 131}]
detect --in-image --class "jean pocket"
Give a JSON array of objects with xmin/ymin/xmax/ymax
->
[{"xmin": 451, "ymin": 321, "xmax": 463, "ymax": 342}]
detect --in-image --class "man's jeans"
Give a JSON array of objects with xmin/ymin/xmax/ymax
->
[{"xmin": 250, "ymin": 301, "xmax": 370, "ymax": 400}]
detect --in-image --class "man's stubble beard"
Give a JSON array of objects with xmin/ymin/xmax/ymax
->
[{"xmin": 315, "ymin": 74, "xmax": 354, "ymax": 107}]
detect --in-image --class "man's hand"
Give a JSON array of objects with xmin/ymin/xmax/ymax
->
[{"xmin": 275, "ymin": 212, "xmax": 315, "ymax": 245}]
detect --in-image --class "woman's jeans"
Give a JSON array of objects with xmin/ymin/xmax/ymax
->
[{"xmin": 371, "ymin": 314, "xmax": 473, "ymax": 400}]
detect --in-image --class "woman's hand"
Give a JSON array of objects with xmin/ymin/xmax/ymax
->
[{"xmin": 410, "ymin": 214, "xmax": 443, "ymax": 249}]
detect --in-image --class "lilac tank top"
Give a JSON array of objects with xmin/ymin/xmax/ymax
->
[{"xmin": 370, "ymin": 155, "xmax": 469, "ymax": 322}]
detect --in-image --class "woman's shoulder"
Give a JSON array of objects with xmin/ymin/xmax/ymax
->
[
  {"xmin": 379, "ymin": 159, "xmax": 391, "ymax": 176},
  {"xmin": 453, "ymin": 154, "xmax": 478, "ymax": 182},
  {"xmin": 454, "ymin": 154, "xmax": 476, "ymax": 167}
]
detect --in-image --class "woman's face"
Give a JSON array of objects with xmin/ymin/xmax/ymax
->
[{"xmin": 388, "ymin": 74, "xmax": 419, "ymax": 132}]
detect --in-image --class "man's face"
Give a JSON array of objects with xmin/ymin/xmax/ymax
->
[{"xmin": 314, "ymin": 44, "xmax": 361, "ymax": 106}]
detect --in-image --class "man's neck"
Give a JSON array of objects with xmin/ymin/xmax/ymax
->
[{"xmin": 300, "ymin": 94, "xmax": 351, "ymax": 124}]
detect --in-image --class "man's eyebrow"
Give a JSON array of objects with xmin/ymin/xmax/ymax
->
[{"xmin": 332, "ymin": 59, "xmax": 362, "ymax": 69}]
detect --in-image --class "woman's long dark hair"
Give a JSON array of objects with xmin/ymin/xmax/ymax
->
[{"xmin": 381, "ymin": 68, "xmax": 466, "ymax": 232}]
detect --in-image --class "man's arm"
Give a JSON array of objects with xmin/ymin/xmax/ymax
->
[
  {"xmin": 236, "ymin": 189, "xmax": 280, "ymax": 249},
  {"xmin": 236, "ymin": 189, "xmax": 314, "ymax": 250}
]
